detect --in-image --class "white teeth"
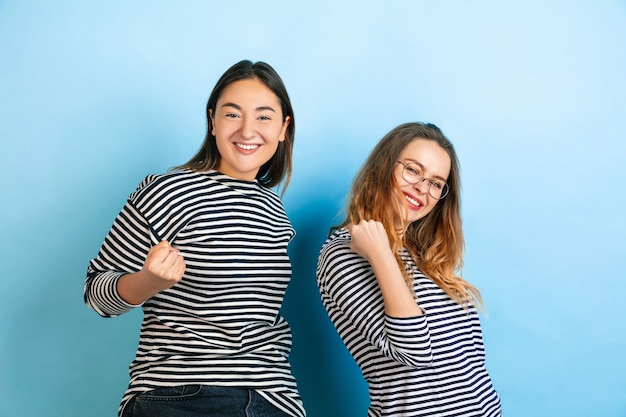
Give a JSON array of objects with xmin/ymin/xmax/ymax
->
[
  {"xmin": 236, "ymin": 143, "xmax": 259, "ymax": 150},
  {"xmin": 405, "ymin": 194, "xmax": 422, "ymax": 207}
]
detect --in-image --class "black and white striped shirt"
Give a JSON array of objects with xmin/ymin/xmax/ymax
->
[
  {"xmin": 84, "ymin": 170, "xmax": 305, "ymax": 417},
  {"xmin": 316, "ymin": 229, "xmax": 502, "ymax": 417}
]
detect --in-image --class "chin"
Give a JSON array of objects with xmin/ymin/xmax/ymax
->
[{"xmin": 408, "ymin": 212, "xmax": 429, "ymax": 224}]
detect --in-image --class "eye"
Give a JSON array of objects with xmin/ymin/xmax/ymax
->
[
  {"xmin": 258, "ymin": 114, "xmax": 272, "ymax": 121},
  {"xmin": 225, "ymin": 112, "xmax": 240, "ymax": 119},
  {"xmin": 430, "ymin": 180, "xmax": 444, "ymax": 190},
  {"xmin": 405, "ymin": 164, "xmax": 422, "ymax": 177}
]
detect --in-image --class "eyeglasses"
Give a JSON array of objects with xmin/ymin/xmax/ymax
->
[{"xmin": 396, "ymin": 161, "xmax": 449, "ymax": 200}]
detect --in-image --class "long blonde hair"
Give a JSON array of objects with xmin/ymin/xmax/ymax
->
[{"xmin": 335, "ymin": 122, "xmax": 482, "ymax": 307}]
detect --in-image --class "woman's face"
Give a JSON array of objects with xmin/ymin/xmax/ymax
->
[
  {"xmin": 394, "ymin": 138, "xmax": 451, "ymax": 225},
  {"xmin": 209, "ymin": 78, "xmax": 290, "ymax": 181}
]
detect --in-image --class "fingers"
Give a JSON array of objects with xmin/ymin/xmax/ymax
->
[
  {"xmin": 150, "ymin": 240, "xmax": 177, "ymax": 262},
  {"xmin": 144, "ymin": 240, "xmax": 186, "ymax": 284},
  {"xmin": 350, "ymin": 220, "xmax": 386, "ymax": 239}
]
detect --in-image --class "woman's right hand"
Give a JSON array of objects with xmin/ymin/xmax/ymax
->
[
  {"xmin": 348, "ymin": 220, "xmax": 423, "ymax": 316},
  {"xmin": 117, "ymin": 240, "xmax": 186, "ymax": 305},
  {"xmin": 142, "ymin": 240, "xmax": 186, "ymax": 288},
  {"xmin": 348, "ymin": 220, "xmax": 393, "ymax": 263}
]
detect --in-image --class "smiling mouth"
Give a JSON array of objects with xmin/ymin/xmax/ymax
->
[
  {"xmin": 235, "ymin": 143, "xmax": 260, "ymax": 151},
  {"xmin": 404, "ymin": 193, "xmax": 423, "ymax": 208}
]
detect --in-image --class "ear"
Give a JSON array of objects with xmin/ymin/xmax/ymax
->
[{"xmin": 279, "ymin": 115, "xmax": 291, "ymax": 142}]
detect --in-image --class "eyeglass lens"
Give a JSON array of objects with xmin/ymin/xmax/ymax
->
[{"xmin": 401, "ymin": 163, "xmax": 448, "ymax": 199}]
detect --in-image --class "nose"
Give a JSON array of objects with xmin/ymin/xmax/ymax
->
[
  {"xmin": 241, "ymin": 116, "xmax": 256, "ymax": 140},
  {"xmin": 413, "ymin": 178, "xmax": 429, "ymax": 194}
]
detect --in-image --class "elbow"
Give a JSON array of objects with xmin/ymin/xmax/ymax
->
[
  {"xmin": 380, "ymin": 315, "xmax": 434, "ymax": 367},
  {"xmin": 84, "ymin": 295, "xmax": 117, "ymax": 318},
  {"xmin": 385, "ymin": 344, "xmax": 434, "ymax": 368}
]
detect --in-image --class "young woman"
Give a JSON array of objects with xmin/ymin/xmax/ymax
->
[
  {"xmin": 84, "ymin": 60, "xmax": 305, "ymax": 417},
  {"xmin": 316, "ymin": 122, "xmax": 502, "ymax": 416}
]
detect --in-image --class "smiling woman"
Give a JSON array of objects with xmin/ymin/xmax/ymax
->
[
  {"xmin": 316, "ymin": 122, "xmax": 502, "ymax": 416},
  {"xmin": 179, "ymin": 60, "xmax": 296, "ymax": 192},
  {"xmin": 83, "ymin": 60, "xmax": 304, "ymax": 417},
  {"xmin": 208, "ymin": 78, "xmax": 290, "ymax": 182}
]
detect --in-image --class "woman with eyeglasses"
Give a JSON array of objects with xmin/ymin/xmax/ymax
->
[{"xmin": 316, "ymin": 122, "xmax": 502, "ymax": 416}]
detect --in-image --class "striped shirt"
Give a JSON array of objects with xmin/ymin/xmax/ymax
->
[
  {"xmin": 316, "ymin": 229, "xmax": 502, "ymax": 417},
  {"xmin": 84, "ymin": 169, "xmax": 305, "ymax": 417}
]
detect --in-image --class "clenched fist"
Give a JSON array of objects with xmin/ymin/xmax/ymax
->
[
  {"xmin": 117, "ymin": 240, "xmax": 186, "ymax": 305},
  {"xmin": 142, "ymin": 240, "xmax": 186, "ymax": 287},
  {"xmin": 348, "ymin": 220, "xmax": 393, "ymax": 263}
]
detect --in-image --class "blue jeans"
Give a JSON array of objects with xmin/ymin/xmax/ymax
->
[{"xmin": 121, "ymin": 385, "xmax": 291, "ymax": 417}]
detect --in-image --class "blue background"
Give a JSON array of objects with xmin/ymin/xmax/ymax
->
[{"xmin": 1, "ymin": 1, "xmax": 625, "ymax": 416}]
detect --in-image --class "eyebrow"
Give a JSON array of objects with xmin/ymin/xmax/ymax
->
[
  {"xmin": 404, "ymin": 159, "xmax": 448, "ymax": 182},
  {"xmin": 221, "ymin": 102, "xmax": 277, "ymax": 113}
]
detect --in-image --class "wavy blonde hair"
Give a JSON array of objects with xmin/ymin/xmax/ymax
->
[{"xmin": 335, "ymin": 122, "xmax": 482, "ymax": 307}]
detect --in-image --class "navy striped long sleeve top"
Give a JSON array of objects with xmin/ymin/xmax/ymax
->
[
  {"xmin": 84, "ymin": 170, "xmax": 305, "ymax": 417},
  {"xmin": 316, "ymin": 228, "xmax": 501, "ymax": 417}
]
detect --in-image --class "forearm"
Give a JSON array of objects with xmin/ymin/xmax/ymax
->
[
  {"xmin": 318, "ymin": 235, "xmax": 432, "ymax": 368},
  {"xmin": 369, "ymin": 249, "xmax": 423, "ymax": 317},
  {"xmin": 116, "ymin": 270, "xmax": 165, "ymax": 305},
  {"xmin": 84, "ymin": 269, "xmax": 139, "ymax": 317}
]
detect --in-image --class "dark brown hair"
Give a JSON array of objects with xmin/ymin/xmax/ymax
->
[{"xmin": 176, "ymin": 60, "xmax": 295, "ymax": 191}]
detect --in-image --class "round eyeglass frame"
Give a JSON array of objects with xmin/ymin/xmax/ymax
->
[{"xmin": 396, "ymin": 161, "xmax": 449, "ymax": 200}]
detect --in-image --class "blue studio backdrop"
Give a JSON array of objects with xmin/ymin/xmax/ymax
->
[{"xmin": 1, "ymin": 1, "xmax": 625, "ymax": 416}]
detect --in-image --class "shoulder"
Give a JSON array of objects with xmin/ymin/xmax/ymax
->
[
  {"xmin": 320, "ymin": 228, "xmax": 351, "ymax": 252},
  {"xmin": 317, "ymin": 228, "xmax": 373, "ymax": 291},
  {"xmin": 256, "ymin": 183, "xmax": 284, "ymax": 206},
  {"xmin": 128, "ymin": 170, "xmax": 220, "ymax": 203},
  {"xmin": 317, "ymin": 228, "xmax": 363, "ymax": 273}
]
